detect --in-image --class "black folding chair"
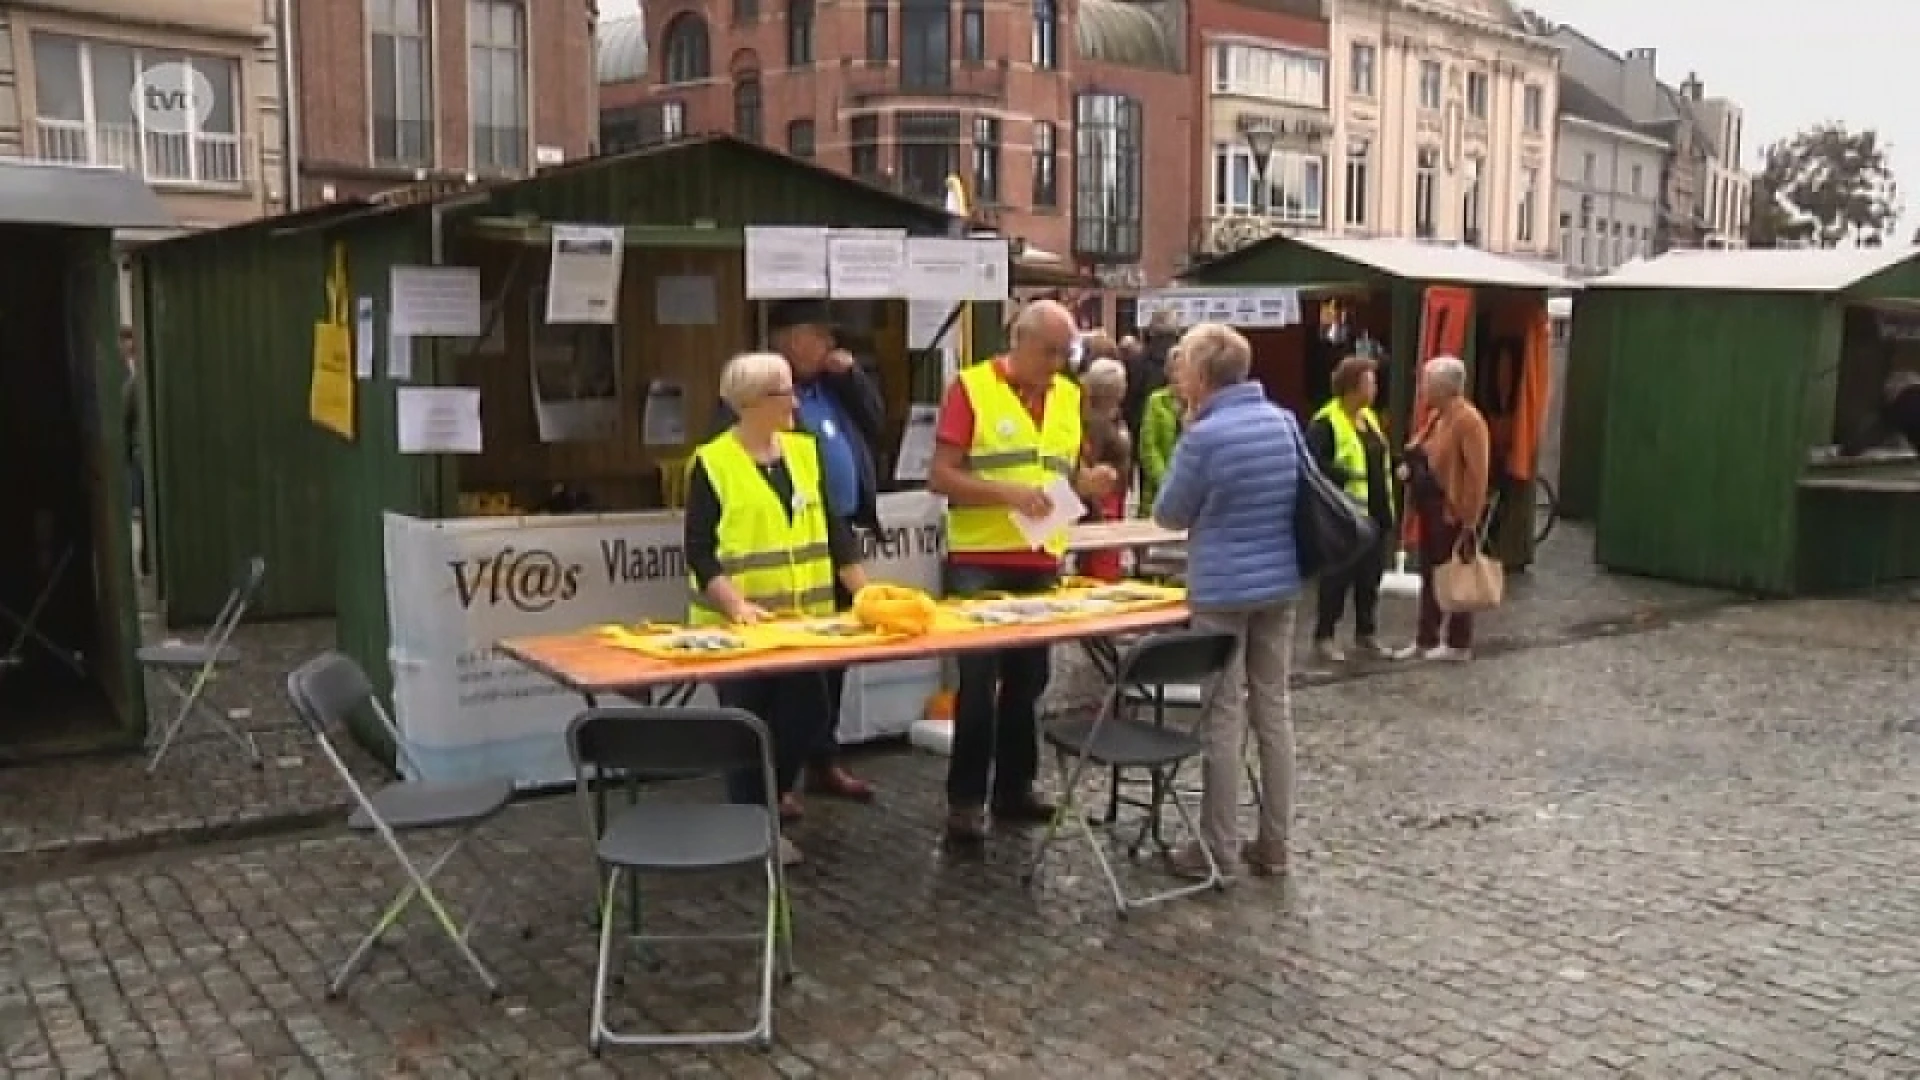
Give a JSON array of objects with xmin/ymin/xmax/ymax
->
[
  {"xmin": 286, "ymin": 652, "xmax": 513, "ymax": 999},
  {"xmin": 568, "ymin": 707, "xmax": 794, "ymax": 1053},
  {"xmin": 1025, "ymin": 628, "xmax": 1239, "ymax": 915},
  {"xmin": 144, "ymin": 556, "xmax": 266, "ymax": 771},
  {"xmin": 0, "ymin": 545, "xmax": 85, "ymax": 682}
]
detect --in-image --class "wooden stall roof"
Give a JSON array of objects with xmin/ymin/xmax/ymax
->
[
  {"xmin": 1183, "ymin": 234, "xmax": 1577, "ymax": 291},
  {"xmin": 1589, "ymin": 246, "xmax": 1920, "ymax": 301}
]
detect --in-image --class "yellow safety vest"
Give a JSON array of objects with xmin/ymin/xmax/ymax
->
[
  {"xmin": 687, "ymin": 430, "xmax": 836, "ymax": 625},
  {"xmin": 1313, "ymin": 400, "xmax": 1395, "ymax": 517},
  {"xmin": 947, "ymin": 362, "xmax": 1082, "ymax": 557}
]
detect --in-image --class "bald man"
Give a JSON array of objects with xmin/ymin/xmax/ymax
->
[{"xmin": 929, "ymin": 300, "xmax": 1119, "ymax": 843}]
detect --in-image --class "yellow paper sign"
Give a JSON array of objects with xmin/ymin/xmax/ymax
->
[{"xmin": 310, "ymin": 320, "xmax": 355, "ymax": 438}]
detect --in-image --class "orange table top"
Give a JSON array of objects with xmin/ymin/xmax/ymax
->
[
  {"xmin": 498, "ymin": 604, "xmax": 1191, "ymax": 695},
  {"xmin": 1067, "ymin": 520, "xmax": 1186, "ymax": 552}
]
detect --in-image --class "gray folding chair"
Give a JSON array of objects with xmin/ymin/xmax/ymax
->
[
  {"xmin": 1025, "ymin": 628, "xmax": 1238, "ymax": 915},
  {"xmin": 568, "ymin": 706, "xmax": 793, "ymax": 1054},
  {"xmin": 286, "ymin": 651, "xmax": 512, "ymax": 999},
  {"xmin": 0, "ymin": 545, "xmax": 86, "ymax": 683},
  {"xmin": 144, "ymin": 555, "xmax": 266, "ymax": 772}
]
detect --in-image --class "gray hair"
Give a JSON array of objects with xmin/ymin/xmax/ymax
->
[
  {"xmin": 1178, "ymin": 322, "xmax": 1251, "ymax": 389},
  {"xmin": 1080, "ymin": 356, "xmax": 1127, "ymax": 403},
  {"xmin": 1424, "ymin": 354, "xmax": 1468, "ymax": 396},
  {"xmin": 718, "ymin": 352, "xmax": 792, "ymax": 411}
]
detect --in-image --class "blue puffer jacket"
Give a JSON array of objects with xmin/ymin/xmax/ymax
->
[{"xmin": 1151, "ymin": 381, "xmax": 1303, "ymax": 612}]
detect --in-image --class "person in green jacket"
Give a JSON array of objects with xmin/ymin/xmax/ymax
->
[{"xmin": 1136, "ymin": 346, "xmax": 1187, "ymax": 513}]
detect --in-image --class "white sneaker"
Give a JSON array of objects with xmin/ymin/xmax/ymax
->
[
  {"xmin": 779, "ymin": 835, "xmax": 804, "ymax": 866},
  {"xmin": 1422, "ymin": 645, "xmax": 1473, "ymax": 663},
  {"xmin": 1313, "ymin": 639, "xmax": 1346, "ymax": 664},
  {"xmin": 1385, "ymin": 644, "xmax": 1422, "ymax": 661}
]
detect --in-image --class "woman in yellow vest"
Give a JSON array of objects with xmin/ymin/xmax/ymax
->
[
  {"xmin": 684, "ymin": 352, "xmax": 869, "ymax": 866},
  {"xmin": 1304, "ymin": 354, "xmax": 1398, "ymax": 664}
]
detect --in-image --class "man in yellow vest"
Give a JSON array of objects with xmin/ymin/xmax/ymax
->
[
  {"xmin": 1304, "ymin": 354, "xmax": 1397, "ymax": 664},
  {"xmin": 928, "ymin": 299, "xmax": 1119, "ymax": 843}
]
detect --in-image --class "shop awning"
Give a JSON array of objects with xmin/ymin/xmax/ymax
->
[{"xmin": 0, "ymin": 159, "xmax": 173, "ymax": 230}]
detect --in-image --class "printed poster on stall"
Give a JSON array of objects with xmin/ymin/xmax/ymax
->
[
  {"xmin": 382, "ymin": 493, "xmax": 948, "ymax": 787},
  {"xmin": 545, "ymin": 224, "xmax": 625, "ymax": 324}
]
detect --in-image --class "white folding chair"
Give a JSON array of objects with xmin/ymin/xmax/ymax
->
[
  {"xmin": 1026, "ymin": 628, "xmax": 1239, "ymax": 915},
  {"xmin": 286, "ymin": 651, "xmax": 513, "ymax": 999},
  {"xmin": 0, "ymin": 545, "xmax": 86, "ymax": 682},
  {"xmin": 143, "ymin": 556, "xmax": 265, "ymax": 772}
]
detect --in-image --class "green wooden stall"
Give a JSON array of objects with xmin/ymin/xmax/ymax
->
[
  {"xmin": 135, "ymin": 136, "xmax": 999, "ymax": 762},
  {"xmin": 0, "ymin": 161, "xmax": 169, "ymax": 758},
  {"xmin": 1575, "ymin": 247, "xmax": 1920, "ymax": 595},
  {"xmin": 1181, "ymin": 234, "xmax": 1573, "ymax": 568}
]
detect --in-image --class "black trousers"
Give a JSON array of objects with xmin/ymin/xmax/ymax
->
[
  {"xmin": 1313, "ymin": 530, "xmax": 1388, "ymax": 641},
  {"xmin": 806, "ymin": 574, "xmax": 854, "ymax": 770},
  {"xmin": 944, "ymin": 563, "xmax": 1057, "ymax": 807},
  {"xmin": 720, "ymin": 671, "xmax": 833, "ymax": 806}
]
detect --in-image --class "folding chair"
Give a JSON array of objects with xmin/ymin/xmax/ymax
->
[
  {"xmin": 1025, "ymin": 628, "xmax": 1238, "ymax": 915},
  {"xmin": 286, "ymin": 651, "xmax": 512, "ymax": 999},
  {"xmin": 0, "ymin": 545, "xmax": 86, "ymax": 682},
  {"xmin": 143, "ymin": 555, "xmax": 267, "ymax": 772},
  {"xmin": 568, "ymin": 706, "xmax": 793, "ymax": 1054}
]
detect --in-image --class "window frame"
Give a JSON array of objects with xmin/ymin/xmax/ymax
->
[
  {"xmin": 787, "ymin": 0, "xmax": 814, "ymax": 66},
  {"xmin": 1414, "ymin": 146, "xmax": 1439, "ymax": 237},
  {"xmin": 1343, "ymin": 139, "xmax": 1369, "ymax": 227},
  {"xmin": 1073, "ymin": 93, "xmax": 1144, "ymax": 261},
  {"xmin": 1348, "ymin": 41, "xmax": 1375, "ymax": 97},
  {"xmin": 660, "ymin": 13, "xmax": 712, "ymax": 85},
  {"xmin": 971, "ymin": 114, "xmax": 1000, "ymax": 203},
  {"xmin": 1032, "ymin": 120, "xmax": 1058, "ymax": 208},
  {"xmin": 863, "ymin": 2, "xmax": 888, "ymax": 64},
  {"xmin": 466, "ymin": 0, "xmax": 528, "ymax": 175},
  {"xmin": 787, "ymin": 117, "xmax": 815, "ymax": 157},
  {"xmin": 367, "ymin": 0, "xmax": 433, "ymax": 168},
  {"xmin": 1418, "ymin": 60, "xmax": 1442, "ymax": 111},
  {"xmin": 733, "ymin": 73, "xmax": 763, "ymax": 142},
  {"xmin": 901, "ymin": 0, "xmax": 951, "ymax": 90},
  {"xmin": 31, "ymin": 32, "xmax": 246, "ymax": 187}
]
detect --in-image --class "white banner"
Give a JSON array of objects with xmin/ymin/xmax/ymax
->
[
  {"xmin": 383, "ymin": 492, "xmax": 947, "ymax": 787},
  {"xmin": 1137, "ymin": 287, "xmax": 1301, "ymax": 329}
]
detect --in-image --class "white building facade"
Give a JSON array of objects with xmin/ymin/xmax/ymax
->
[
  {"xmin": 1326, "ymin": 0, "xmax": 1558, "ymax": 257},
  {"xmin": 1552, "ymin": 89, "xmax": 1667, "ymax": 276}
]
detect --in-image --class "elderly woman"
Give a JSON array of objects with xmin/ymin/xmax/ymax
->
[
  {"xmin": 684, "ymin": 352, "xmax": 870, "ymax": 865},
  {"xmin": 1152, "ymin": 323, "xmax": 1303, "ymax": 880},
  {"xmin": 1136, "ymin": 346, "xmax": 1187, "ymax": 513},
  {"xmin": 1393, "ymin": 355, "xmax": 1490, "ymax": 663},
  {"xmin": 1077, "ymin": 356, "xmax": 1132, "ymax": 580},
  {"xmin": 1306, "ymin": 354, "xmax": 1396, "ymax": 662}
]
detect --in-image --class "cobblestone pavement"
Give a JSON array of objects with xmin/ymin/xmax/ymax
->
[{"xmin": 5, "ymin": 592, "xmax": 1920, "ymax": 1077}]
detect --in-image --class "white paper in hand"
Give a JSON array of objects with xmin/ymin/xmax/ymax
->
[{"xmin": 1012, "ymin": 476, "xmax": 1085, "ymax": 550}]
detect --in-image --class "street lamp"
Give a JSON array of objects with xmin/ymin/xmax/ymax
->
[{"xmin": 1242, "ymin": 121, "xmax": 1277, "ymax": 217}]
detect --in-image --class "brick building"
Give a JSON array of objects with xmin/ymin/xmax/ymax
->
[
  {"xmin": 290, "ymin": 0, "xmax": 597, "ymax": 207},
  {"xmin": 598, "ymin": 0, "xmax": 1191, "ymax": 332}
]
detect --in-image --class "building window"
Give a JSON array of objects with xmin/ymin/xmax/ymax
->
[
  {"xmin": 1582, "ymin": 151, "xmax": 1595, "ymax": 185},
  {"xmin": 1349, "ymin": 42, "xmax": 1375, "ymax": 96},
  {"xmin": 1073, "ymin": 93, "xmax": 1142, "ymax": 261},
  {"xmin": 661, "ymin": 13, "xmax": 711, "ymax": 84},
  {"xmin": 787, "ymin": 118, "xmax": 814, "ymax": 157},
  {"xmin": 1630, "ymin": 162, "xmax": 1643, "ymax": 195},
  {"xmin": 469, "ymin": 0, "xmax": 526, "ymax": 173},
  {"xmin": 787, "ymin": 0, "xmax": 814, "ymax": 65},
  {"xmin": 1523, "ymin": 84, "xmax": 1544, "ymax": 133},
  {"xmin": 602, "ymin": 100, "xmax": 684, "ymax": 150},
  {"xmin": 1579, "ymin": 232, "xmax": 1589, "ymax": 268},
  {"xmin": 32, "ymin": 35, "xmax": 246, "ymax": 186},
  {"xmin": 1418, "ymin": 60, "xmax": 1442, "ymax": 110},
  {"xmin": 1033, "ymin": 0, "xmax": 1058, "ymax": 70},
  {"xmin": 1465, "ymin": 70, "xmax": 1488, "ymax": 119},
  {"xmin": 1461, "ymin": 157, "xmax": 1482, "ymax": 244},
  {"xmin": 971, "ymin": 116, "xmax": 1000, "ymax": 203},
  {"xmin": 734, "ymin": 74, "xmax": 762, "ymax": 142},
  {"xmin": 1344, "ymin": 139, "xmax": 1369, "ymax": 227},
  {"xmin": 1517, "ymin": 165, "xmax": 1538, "ymax": 245},
  {"xmin": 896, "ymin": 111, "xmax": 961, "ymax": 202},
  {"xmin": 367, "ymin": 0, "xmax": 432, "ymax": 166},
  {"xmin": 864, "ymin": 3, "xmax": 888, "ymax": 63},
  {"xmin": 850, "ymin": 114, "xmax": 882, "ymax": 180},
  {"xmin": 961, "ymin": 0, "xmax": 985, "ymax": 65},
  {"xmin": 1558, "ymin": 212, "xmax": 1571, "ymax": 261},
  {"xmin": 1209, "ymin": 144, "xmax": 1323, "ymax": 225},
  {"xmin": 1211, "ymin": 42, "xmax": 1326, "ymax": 109},
  {"xmin": 1033, "ymin": 120, "xmax": 1058, "ymax": 208},
  {"xmin": 733, "ymin": 0, "xmax": 757, "ymax": 24},
  {"xmin": 1414, "ymin": 146, "xmax": 1438, "ymax": 237},
  {"xmin": 902, "ymin": 0, "xmax": 950, "ymax": 90}
]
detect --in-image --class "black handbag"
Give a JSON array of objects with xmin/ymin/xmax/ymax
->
[{"xmin": 1291, "ymin": 425, "xmax": 1381, "ymax": 580}]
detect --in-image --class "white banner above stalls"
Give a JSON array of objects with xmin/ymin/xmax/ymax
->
[{"xmin": 1136, "ymin": 287, "xmax": 1302, "ymax": 330}]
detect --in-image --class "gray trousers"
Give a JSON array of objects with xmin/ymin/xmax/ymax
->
[{"xmin": 1191, "ymin": 600, "xmax": 1297, "ymax": 863}]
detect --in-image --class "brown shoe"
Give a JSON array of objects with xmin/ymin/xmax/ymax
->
[
  {"xmin": 778, "ymin": 793, "xmax": 805, "ymax": 822},
  {"xmin": 989, "ymin": 792, "xmax": 1058, "ymax": 826},
  {"xmin": 945, "ymin": 806, "xmax": 988, "ymax": 843},
  {"xmin": 806, "ymin": 765, "xmax": 875, "ymax": 802},
  {"xmin": 1241, "ymin": 841, "xmax": 1288, "ymax": 877},
  {"xmin": 1167, "ymin": 842, "xmax": 1229, "ymax": 882}
]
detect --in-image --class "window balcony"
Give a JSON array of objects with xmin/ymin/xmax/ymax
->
[
  {"xmin": 33, "ymin": 119, "xmax": 250, "ymax": 190},
  {"xmin": 843, "ymin": 61, "xmax": 1008, "ymax": 105}
]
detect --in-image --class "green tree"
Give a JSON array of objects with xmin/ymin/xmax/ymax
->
[{"xmin": 1747, "ymin": 123, "xmax": 1899, "ymax": 248}]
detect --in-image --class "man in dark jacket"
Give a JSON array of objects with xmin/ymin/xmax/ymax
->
[
  {"xmin": 712, "ymin": 299, "xmax": 884, "ymax": 809},
  {"xmin": 1841, "ymin": 371, "xmax": 1920, "ymax": 456}
]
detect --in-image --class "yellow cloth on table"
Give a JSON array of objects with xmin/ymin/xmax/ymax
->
[{"xmin": 851, "ymin": 583, "xmax": 940, "ymax": 637}]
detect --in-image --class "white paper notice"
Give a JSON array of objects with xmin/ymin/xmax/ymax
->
[
  {"xmin": 397, "ymin": 387, "xmax": 483, "ymax": 454},
  {"xmin": 827, "ymin": 229, "xmax": 907, "ymax": 298},
  {"xmin": 1012, "ymin": 476, "xmax": 1085, "ymax": 551},
  {"xmin": 354, "ymin": 296, "xmax": 376, "ymax": 379},
  {"xmin": 390, "ymin": 267, "xmax": 482, "ymax": 337},
  {"xmin": 894, "ymin": 404, "xmax": 939, "ymax": 482},
  {"xmin": 903, "ymin": 236, "xmax": 1009, "ymax": 302},
  {"xmin": 655, "ymin": 275, "xmax": 717, "ymax": 326},
  {"xmin": 387, "ymin": 332, "xmax": 413, "ymax": 381},
  {"xmin": 642, "ymin": 380, "xmax": 688, "ymax": 446},
  {"xmin": 546, "ymin": 224, "xmax": 624, "ymax": 324},
  {"xmin": 745, "ymin": 226, "xmax": 829, "ymax": 298}
]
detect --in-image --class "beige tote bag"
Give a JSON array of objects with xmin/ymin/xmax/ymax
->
[{"xmin": 1433, "ymin": 531, "xmax": 1504, "ymax": 614}]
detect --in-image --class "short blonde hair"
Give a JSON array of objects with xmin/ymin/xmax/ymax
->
[
  {"xmin": 718, "ymin": 352, "xmax": 792, "ymax": 411},
  {"xmin": 1179, "ymin": 322, "xmax": 1252, "ymax": 390},
  {"xmin": 1081, "ymin": 356, "xmax": 1127, "ymax": 403}
]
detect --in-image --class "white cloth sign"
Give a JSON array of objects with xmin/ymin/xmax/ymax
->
[{"xmin": 383, "ymin": 493, "xmax": 948, "ymax": 786}]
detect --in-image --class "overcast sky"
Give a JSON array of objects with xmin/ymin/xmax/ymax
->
[{"xmin": 593, "ymin": 0, "xmax": 1911, "ymax": 228}]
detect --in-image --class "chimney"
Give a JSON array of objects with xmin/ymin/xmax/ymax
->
[
  {"xmin": 1621, "ymin": 48, "xmax": 1656, "ymax": 122},
  {"xmin": 1681, "ymin": 73, "xmax": 1703, "ymax": 101}
]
